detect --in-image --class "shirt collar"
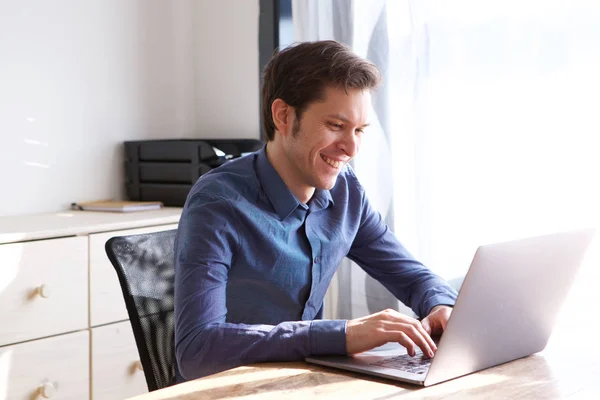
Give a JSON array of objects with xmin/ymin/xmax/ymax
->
[
  {"xmin": 256, "ymin": 146, "xmax": 301, "ymax": 220},
  {"xmin": 308, "ymin": 188, "xmax": 334, "ymax": 212},
  {"xmin": 256, "ymin": 146, "xmax": 335, "ymax": 220}
]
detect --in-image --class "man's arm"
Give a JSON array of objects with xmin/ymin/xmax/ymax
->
[
  {"xmin": 347, "ymin": 188, "xmax": 458, "ymax": 318},
  {"xmin": 337, "ymin": 187, "xmax": 457, "ymax": 356},
  {"xmin": 174, "ymin": 193, "xmax": 346, "ymax": 380}
]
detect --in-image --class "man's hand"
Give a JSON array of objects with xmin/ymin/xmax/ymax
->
[
  {"xmin": 420, "ymin": 305, "xmax": 452, "ymax": 336},
  {"xmin": 346, "ymin": 309, "xmax": 437, "ymax": 358}
]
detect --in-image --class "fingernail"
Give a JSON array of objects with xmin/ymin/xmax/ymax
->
[{"xmin": 429, "ymin": 351, "xmax": 434, "ymax": 358}]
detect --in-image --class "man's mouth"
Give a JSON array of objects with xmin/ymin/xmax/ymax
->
[{"xmin": 320, "ymin": 154, "xmax": 343, "ymax": 169}]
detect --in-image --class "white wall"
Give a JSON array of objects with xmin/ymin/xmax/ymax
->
[
  {"xmin": 0, "ymin": 0, "xmax": 259, "ymax": 216},
  {"xmin": 195, "ymin": 0, "xmax": 260, "ymax": 139}
]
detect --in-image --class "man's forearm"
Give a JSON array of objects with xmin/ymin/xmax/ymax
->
[
  {"xmin": 349, "ymin": 224, "xmax": 458, "ymax": 318},
  {"xmin": 410, "ymin": 275, "xmax": 458, "ymax": 317},
  {"xmin": 175, "ymin": 319, "xmax": 347, "ymax": 380}
]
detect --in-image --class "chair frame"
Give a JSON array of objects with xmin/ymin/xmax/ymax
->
[{"xmin": 105, "ymin": 230, "xmax": 177, "ymax": 391}]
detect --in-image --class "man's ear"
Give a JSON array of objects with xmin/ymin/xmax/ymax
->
[{"xmin": 271, "ymin": 98, "xmax": 293, "ymax": 137}]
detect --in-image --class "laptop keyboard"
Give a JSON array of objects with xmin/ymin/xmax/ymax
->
[{"xmin": 369, "ymin": 354, "xmax": 432, "ymax": 375}]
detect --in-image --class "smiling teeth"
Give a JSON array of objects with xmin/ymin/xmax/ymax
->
[{"xmin": 322, "ymin": 155, "xmax": 342, "ymax": 169}]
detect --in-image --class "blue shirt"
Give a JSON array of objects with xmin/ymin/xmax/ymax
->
[{"xmin": 174, "ymin": 146, "xmax": 458, "ymax": 381}]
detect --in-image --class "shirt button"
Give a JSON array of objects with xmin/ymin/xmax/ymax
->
[{"xmin": 314, "ymin": 256, "xmax": 321, "ymax": 264}]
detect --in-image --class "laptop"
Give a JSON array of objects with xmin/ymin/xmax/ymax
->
[{"xmin": 306, "ymin": 228, "xmax": 596, "ymax": 386}]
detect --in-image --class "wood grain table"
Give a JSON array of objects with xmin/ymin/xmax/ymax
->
[
  {"xmin": 128, "ymin": 239, "xmax": 599, "ymax": 399},
  {"xmin": 127, "ymin": 331, "xmax": 599, "ymax": 400}
]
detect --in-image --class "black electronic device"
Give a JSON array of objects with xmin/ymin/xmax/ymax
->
[{"xmin": 124, "ymin": 139, "xmax": 263, "ymax": 206}]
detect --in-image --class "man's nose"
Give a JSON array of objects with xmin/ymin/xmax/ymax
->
[{"xmin": 338, "ymin": 130, "xmax": 360, "ymax": 157}]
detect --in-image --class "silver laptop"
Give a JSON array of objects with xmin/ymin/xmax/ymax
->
[{"xmin": 306, "ymin": 228, "xmax": 595, "ymax": 386}]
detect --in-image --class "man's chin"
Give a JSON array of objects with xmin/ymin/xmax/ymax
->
[{"xmin": 316, "ymin": 177, "xmax": 338, "ymax": 191}]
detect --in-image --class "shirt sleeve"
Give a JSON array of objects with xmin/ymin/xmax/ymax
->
[
  {"xmin": 347, "ymin": 185, "xmax": 458, "ymax": 318},
  {"xmin": 174, "ymin": 193, "xmax": 347, "ymax": 381}
]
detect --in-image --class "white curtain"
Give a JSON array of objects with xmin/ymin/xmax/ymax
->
[{"xmin": 293, "ymin": 0, "xmax": 600, "ymax": 320}]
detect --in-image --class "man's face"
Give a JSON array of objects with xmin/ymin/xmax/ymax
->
[{"xmin": 282, "ymin": 86, "xmax": 371, "ymax": 191}]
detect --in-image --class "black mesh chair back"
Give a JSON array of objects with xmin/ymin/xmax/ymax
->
[{"xmin": 105, "ymin": 229, "xmax": 177, "ymax": 391}]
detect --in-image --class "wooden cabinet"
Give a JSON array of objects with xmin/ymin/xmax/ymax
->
[
  {"xmin": 0, "ymin": 331, "xmax": 89, "ymax": 400},
  {"xmin": 91, "ymin": 321, "xmax": 147, "ymax": 400},
  {"xmin": 0, "ymin": 237, "xmax": 88, "ymax": 347},
  {"xmin": 0, "ymin": 208, "xmax": 181, "ymax": 400}
]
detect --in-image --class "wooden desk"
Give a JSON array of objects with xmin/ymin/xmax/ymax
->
[
  {"xmin": 127, "ymin": 334, "xmax": 599, "ymax": 400},
  {"xmin": 128, "ymin": 239, "xmax": 599, "ymax": 400}
]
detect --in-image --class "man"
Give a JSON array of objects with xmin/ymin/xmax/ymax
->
[{"xmin": 174, "ymin": 40, "xmax": 458, "ymax": 382}]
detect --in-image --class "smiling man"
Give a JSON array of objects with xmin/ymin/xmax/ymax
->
[{"xmin": 173, "ymin": 40, "xmax": 458, "ymax": 382}]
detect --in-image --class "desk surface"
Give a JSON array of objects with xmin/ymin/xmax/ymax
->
[
  {"xmin": 128, "ymin": 330, "xmax": 599, "ymax": 400},
  {"xmin": 127, "ymin": 243, "xmax": 599, "ymax": 400},
  {"xmin": 0, "ymin": 207, "xmax": 182, "ymax": 244}
]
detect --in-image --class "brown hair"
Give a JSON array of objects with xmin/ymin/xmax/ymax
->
[{"xmin": 261, "ymin": 40, "xmax": 381, "ymax": 141}]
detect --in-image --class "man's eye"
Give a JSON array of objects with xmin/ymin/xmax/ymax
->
[{"xmin": 329, "ymin": 122, "xmax": 343, "ymax": 129}]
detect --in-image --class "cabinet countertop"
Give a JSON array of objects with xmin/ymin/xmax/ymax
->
[{"xmin": 0, "ymin": 207, "xmax": 182, "ymax": 244}]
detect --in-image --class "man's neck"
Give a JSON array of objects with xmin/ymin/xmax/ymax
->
[{"xmin": 265, "ymin": 141, "xmax": 315, "ymax": 204}]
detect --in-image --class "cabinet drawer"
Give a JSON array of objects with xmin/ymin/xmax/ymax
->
[
  {"xmin": 89, "ymin": 224, "xmax": 178, "ymax": 326},
  {"xmin": 0, "ymin": 330, "xmax": 89, "ymax": 400},
  {"xmin": 0, "ymin": 236, "xmax": 88, "ymax": 347},
  {"xmin": 91, "ymin": 321, "xmax": 147, "ymax": 400}
]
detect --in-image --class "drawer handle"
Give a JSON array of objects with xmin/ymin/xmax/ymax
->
[
  {"xmin": 129, "ymin": 360, "xmax": 143, "ymax": 375},
  {"xmin": 39, "ymin": 382, "xmax": 56, "ymax": 398},
  {"xmin": 37, "ymin": 284, "xmax": 53, "ymax": 299}
]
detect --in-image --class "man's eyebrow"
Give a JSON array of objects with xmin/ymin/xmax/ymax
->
[{"xmin": 326, "ymin": 114, "xmax": 370, "ymax": 128}]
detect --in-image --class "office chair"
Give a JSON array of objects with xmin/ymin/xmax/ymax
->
[{"xmin": 105, "ymin": 229, "xmax": 177, "ymax": 391}]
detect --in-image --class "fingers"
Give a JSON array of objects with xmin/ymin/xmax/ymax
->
[
  {"xmin": 378, "ymin": 310, "xmax": 437, "ymax": 355},
  {"xmin": 439, "ymin": 309, "xmax": 452, "ymax": 332},
  {"xmin": 435, "ymin": 306, "xmax": 452, "ymax": 326},
  {"xmin": 406, "ymin": 323, "xmax": 436, "ymax": 358},
  {"xmin": 415, "ymin": 321, "xmax": 437, "ymax": 353},
  {"xmin": 395, "ymin": 332, "xmax": 417, "ymax": 357},
  {"xmin": 383, "ymin": 321, "xmax": 435, "ymax": 358},
  {"xmin": 348, "ymin": 309, "xmax": 441, "ymax": 357},
  {"xmin": 421, "ymin": 317, "xmax": 432, "ymax": 335},
  {"xmin": 425, "ymin": 306, "xmax": 452, "ymax": 336}
]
